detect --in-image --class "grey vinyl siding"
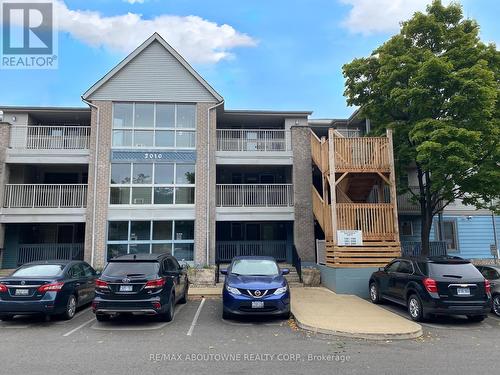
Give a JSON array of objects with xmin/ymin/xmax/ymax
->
[{"xmin": 88, "ymin": 41, "xmax": 217, "ymax": 102}]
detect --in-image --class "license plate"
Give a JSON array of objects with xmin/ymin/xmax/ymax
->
[
  {"xmin": 251, "ymin": 301, "xmax": 264, "ymax": 309},
  {"xmin": 14, "ymin": 289, "xmax": 29, "ymax": 296},
  {"xmin": 120, "ymin": 285, "xmax": 133, "ymax": 292},
  {"xmin": 457, "ymin": 287, "xmax": 470, "ymax": 295}
]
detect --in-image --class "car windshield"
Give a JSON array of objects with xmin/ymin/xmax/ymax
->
[
  {"xmin": 231, "ymin": 259, "xmax": 279, "ymax": 276},
  {"xmin": 103, "ymin": 262, "xmax": 159, "ymax": 277},
  {"xmin": 12, "ymin": 264, "xmax": 64, "ymax": 277}
]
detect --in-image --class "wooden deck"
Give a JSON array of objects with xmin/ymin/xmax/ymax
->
[{"xmin": 311, "ymin": 129, "xmax": 401, "ymax": 268}]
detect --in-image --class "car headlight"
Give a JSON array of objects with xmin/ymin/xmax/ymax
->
[
  {"xmin": 226, "ymin": 285, "xmax": 241, "ymax": 295},
  {"xmin": 273, "ymin": 286, "xmax": 288, "ymax": 295}
]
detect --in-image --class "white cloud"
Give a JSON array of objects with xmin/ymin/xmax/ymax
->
[
  {"xmin": 340, "ymin": 0, "xmax": 452, "ymax": 35},
  {"xmin": 50, "ymin": 1, "xmax": 256, "ymax": 63},
  {"xmin": 124, "ymin": 0, "xmax": 146, "ymax": 4}
]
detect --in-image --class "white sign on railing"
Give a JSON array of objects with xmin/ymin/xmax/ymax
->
[{"xmin": 337, "ymin": 230, "xmax": 363, "ymax": 246}]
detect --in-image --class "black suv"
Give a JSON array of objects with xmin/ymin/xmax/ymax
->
[
  {"xmin": 369, "ymin": 256, "xmax": 491, "ymax": 322},
  {"xmin": 92, "ymin": 254, "xmax": 188, "ymax": 322}
]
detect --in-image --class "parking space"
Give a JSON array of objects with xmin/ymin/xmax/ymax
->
[
  {"xmin": 0, "ymin": 297, "xmax": 499, "ymax": 375},
  {"xmin": 378, "ymin": 300, "xmax": 500, "ymax": 331}
]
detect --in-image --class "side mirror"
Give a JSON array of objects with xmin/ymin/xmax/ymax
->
[
  {"xmin": 220, "ymin": 269, "xmax": 228, "ymax": 275},
  {"xmin": 281, "ymin": 268, "xmax": 290, "ymax": 275}
]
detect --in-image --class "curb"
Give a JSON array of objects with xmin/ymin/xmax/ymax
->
[{"xmin": 292, "ymin": 314, "xmax": 423, "ymax": 341}]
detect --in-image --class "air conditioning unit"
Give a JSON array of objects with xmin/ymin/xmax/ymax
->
[{"xmin": 133, "ymin": 198, "xmax": 144, "ymax": 204}]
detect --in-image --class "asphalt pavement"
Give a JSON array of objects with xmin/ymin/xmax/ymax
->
[{"xmin": 0, "ymin": 298, "xmax": 498, "ymax": 375}]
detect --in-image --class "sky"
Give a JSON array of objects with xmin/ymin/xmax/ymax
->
[{"xmin": 0, "ymin": 0, "xmax": 498, "ymax": 118}]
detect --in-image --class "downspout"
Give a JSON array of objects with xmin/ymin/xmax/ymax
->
[
  {"xmin": 206, "ymin": 100, "xmax": 224, "ymax": 265},
  {"xmin": 81, "ymin": 97, "xmax": 100, "ymax": 267}
]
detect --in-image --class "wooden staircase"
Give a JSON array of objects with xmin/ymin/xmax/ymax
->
[{"xmin": 311, "ymin": 129, "xmax": 401, "ymax": 268}]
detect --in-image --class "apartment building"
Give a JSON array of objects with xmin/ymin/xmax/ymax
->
[{"xmin": 0, "ymin": 33, "xmax": 317, "ymax": 270}]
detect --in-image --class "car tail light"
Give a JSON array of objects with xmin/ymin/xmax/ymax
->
[
  {"xmin": 485, "ymin": 279, "xmax": 491, "ymax": 294},
  {"xmin": 423, "ymin": 278, "xmax": 438, "ymax": 293},
  {"xmin": 144, "ymin": 278, "xmax": 165, "ymax": 289},
  {"xmin": 37, "ymin": 282, "xmax": 64, "ymax": 293},
  {"xmin": 95, "ymin": 279, "xmax": 109, "ymax": 289},
  {"xmin": 152, "ymin": 301, "xmax": 161, "ymax": 309},
  {"xmin": 0, "ymin": 283, "xmax": 7, "ymax": 293}
]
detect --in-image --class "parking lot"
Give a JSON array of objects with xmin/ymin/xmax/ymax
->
[{"xmin": 1, "ymin": 297, "xmax": 499, "ymax": 375}]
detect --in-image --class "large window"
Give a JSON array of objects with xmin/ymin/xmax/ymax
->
[
  {"xmin": 110, "ymin": 162, "xmax": 195, "ymax": 205},
  {"xmin": 107, "ymin": 220, "xmax": 194, "ymax": 261},
  {"xmin": 112, "ymin": 103, "xmax": 196, "ymax": 149}
]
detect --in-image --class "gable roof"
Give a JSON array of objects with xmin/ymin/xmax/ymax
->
[{"xmin": 82, "ymin": 33, "xmax": 223, "ymax": 102}]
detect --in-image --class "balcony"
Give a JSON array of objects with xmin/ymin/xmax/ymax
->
[
  {"xmin": 1, "ymin": 184, "xmax": 88, "ymax": 223},
  {"xmin": 216, "ymin": 129, "xmax": 292, "ymax": 164},
  {"xmin": 17, "ymin": 243, "xmax": 84, "ymax": 266},
  {"xmin": 7, "ymin": 125, "xmax": 91, "ymax": 164},
  {"xmin": 216, "ymin": 241, "xmax": 288, "ymax": 262},
  {"xmin": 216, "ymin": 184, "xmax": 294, "ymax": 221}
]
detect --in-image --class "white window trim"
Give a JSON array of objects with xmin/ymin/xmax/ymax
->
[
  {"xmin": 109, "ymin": 161, "xmax": 195, "ymax": 206},
  {"xmin": 111, "ymin": 102, "xmax": 197, "ymax": 150}
]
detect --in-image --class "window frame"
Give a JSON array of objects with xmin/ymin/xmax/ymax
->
[
  {"xmin": 106, "ymin": 220, "xmax": 195, "ymax": 261},
  {"xmin": 109, "ymin": 162, "xmax": 195, "ymax": 206},
  {"xmin": 111, "ymin": 102, "xmax": 197, "ymax": 150},
  {"xmin": 440, "ymin": 219, "xmax": 460, "ymax": 252}
]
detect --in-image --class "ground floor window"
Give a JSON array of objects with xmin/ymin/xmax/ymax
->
[
  {"xmin": 107, "ymin": 220, "xmax": 194, "ymax": 261},
  {"xmin": 442, "ymin": 220, "xmax": 459, "ymax": 252}
]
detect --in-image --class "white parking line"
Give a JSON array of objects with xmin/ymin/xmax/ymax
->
[
  {"xmin": 62, "ymin": 318, "xmax": 95, "ymax": 337},
  {"xmin": 187, "ymin": 298, "xmax": 205, "ymax": 336}
]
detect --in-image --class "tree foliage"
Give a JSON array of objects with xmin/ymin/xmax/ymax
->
[{"xmin": 342, "ymin": 1, "xmax": 500, "ymax": 253}]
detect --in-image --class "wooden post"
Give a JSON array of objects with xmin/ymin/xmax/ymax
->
[
  {"xmin": 386, "ymin": 129, "xmax": 400, "ymax": 242},
  {"xmin": 328, "ymin": 128, "xmax": 337, "ymax": 246}
]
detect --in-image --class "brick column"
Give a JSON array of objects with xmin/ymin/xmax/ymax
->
[
  {"xmin": 193, "ymin": 102, "xmax": 217, "ymax": 265},
  {"xmin": 291, "ymin": 126, "xmax": 316, "ymax": 262},
  {"xmin": 0, "ymin": 123, "xmax": 10, "ymax": 266},
  {"xmin": 84, "ymin": 101, "xmax": 112, "ymax": 269}
]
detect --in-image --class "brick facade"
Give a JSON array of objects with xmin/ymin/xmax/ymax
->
[
  {"xmin": 291, "ymin": 126, "xmax": 316, "ymax": 262},
  {"xmin": 194, "ymin": 102, "xmax": 217, "ymax": 264},
  {"xmin": 84, "ymin": 101, "xmax": 113, "ymax": 269},
  {"xmin": 0, "ymin": 123, "xmax": 10, "ymax": 262}
]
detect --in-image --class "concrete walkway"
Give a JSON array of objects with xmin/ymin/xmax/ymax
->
[{"xmin": 291, "ymin": 287, "xmax": 422, "ymax": 340}]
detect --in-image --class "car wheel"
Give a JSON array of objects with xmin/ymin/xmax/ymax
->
[
  {"xmin": 369, "ymin": 282, "xmax": 382, "ymax": 304},
  {"xmin": 467, "ymin": 315, "xmax": 486, "ymax": 323},
  {"xmin": 407, "ymin": 294, "xmax": 425, "ymax": 322},
  {"xmin": 280, "ymin": 311, "xmax": 291, "ymax": 320},
  {"xmin": 178, "ymin": 284, "xmax": 188, "ymax": 304},
  {"xmin": 61, "ymin": 294, "xmax": 77, "ymax": 320},
  {"xmin": 0, "ymin": 315, "xmax": 14, "ymax": 321},
  {"xmin": 492, "ymin": 295, "xmax": 500, "ymax": 317},
  {"xmin": 222, "ymin": 309, "xmax": 232, "ymax": 320},
  {"xmin": 159, "ymin": 293, "xmax": 175, "ymax": 322},
  {"xmin": 95, "ymin": 314, "xmax": 110, "ymax": 322}
]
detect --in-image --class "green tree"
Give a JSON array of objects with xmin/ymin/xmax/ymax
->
[{"xmin": 342, "ymin": 1, "xmax": 500, "ymax": 255}]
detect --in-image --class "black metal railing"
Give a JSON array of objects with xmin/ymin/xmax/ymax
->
[
  {"xmin": 401, "ymin": 241, "xmax": 447, "ymax": 257},
  {"xmin": 291, "ymin": 245, "xmax": 302, "ymax": 283}
]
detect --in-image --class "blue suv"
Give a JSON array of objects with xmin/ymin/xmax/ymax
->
[{"xmin": 221, "ymin": 256, "xmax": 290, "ymax": 319}]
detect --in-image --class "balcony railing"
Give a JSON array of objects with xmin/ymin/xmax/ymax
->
[
  {"xmin": 334, "ymin": 137, "xmax": 390, "ymax": 171},
  {"xmin": 216, "ymin": 129, "xmax": 289, "ymax": 152},
  {"xmin": 401, "ymin": 241, "xmax": 447, "ymax": 257},
  {"xmin": 10, "ymin": 125, "xmax": 91, "ymax": 150},
  {"xmin": 216, "ymin": 241, "xmax": 287, "ymax": 262},
  {"xmin": 337, "ymin": 203, "xmax": 396, "ymax": 241},
  {"xmin": 17, "ymin": 243, "xmax": 84, "ymax": 266},
  {"xmin": 3, "ymin": 184, "xmax": 88, "ymax": 208},
  {"xmin": 216, "ymin": 184, "xmax": 293, "ymax": 207}
]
